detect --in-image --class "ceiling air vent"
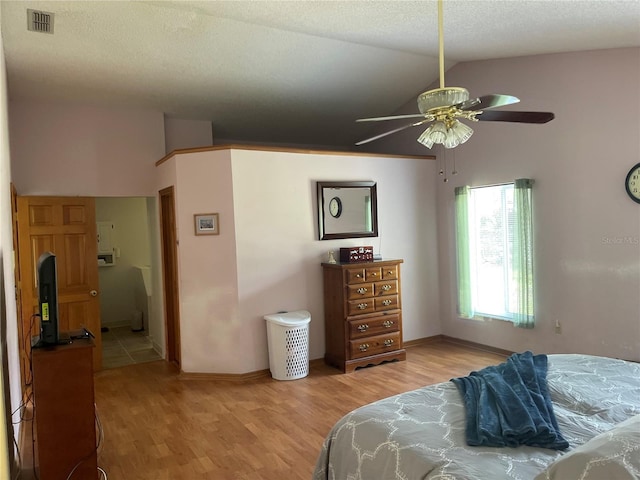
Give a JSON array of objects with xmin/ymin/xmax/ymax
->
[{"xmin": 27, "ymin": 9, "xmax": 54, "ymax": 34}]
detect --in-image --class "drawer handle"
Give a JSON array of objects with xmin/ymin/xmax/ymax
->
[
  {"xmin": 355, "ymin": 273, "xmax": 362, "ymax": 278},
  {"xmin": 382, "ymin": 299, "xmax": 392, "ymax": 306},
  {"xmin": 357, "ymin": 324, "xmax": 369, "ymax": 332},
  {"xmin": 357, "ymin": 303, "xmax": 368, "ymax": 310},
  {"xmin": 383, "ymin": 339, "xmax": 394, "ymax": 347},
  {"xmin": 386, "ymin": 270, "xmax": 394, "ymax": 276},
  {"xmin": 359, "ymin": 343, "xmax": 370, "ymax": 352},
  {"xmin": 370, "ymin": 272, "xmax": 378, "ymax": 277},
  {"xmin": 356, "ymin": 287, "xmax": 368, "ymax": 294},
  {"xmin": 381, "ymin": 284, "xmax": 392, "ymax": 291},
  {"xmin": 383, "ymin": 320, "xmax": 394, "ymax": 328}
]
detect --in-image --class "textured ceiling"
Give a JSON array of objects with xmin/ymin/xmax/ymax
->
[{"xmin": 2, "ymin": 0, "xmax": 639, "ymax": 147}]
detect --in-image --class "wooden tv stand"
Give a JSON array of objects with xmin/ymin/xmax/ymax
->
[{"xmin": 31, "ymin": 336, "xmax": 98, "ymax": 480}]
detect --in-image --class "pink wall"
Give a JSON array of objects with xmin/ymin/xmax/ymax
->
[
  {"xmin": 9, "ymin": 100, "xmax": 165, "ymax": 196},
  {"xmin": 373, "ymin": 48, "xmax": 640, "ymax": 361},
  {"xmin": 160, "ymin": 150, "xmax": 241, "ymax": 374},
  {"xmin": 158, "ymin": 148, "xmax": 439, "ymax": 374},
  {"xmin": 231, "ymin": 150, "xmax": 440, "ymax": 373},
  {"xmin": 0, "ymin": 12, "xmax": 21, "ymax": 474}
]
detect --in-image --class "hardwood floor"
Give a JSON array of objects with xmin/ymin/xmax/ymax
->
[{"xmin": 20, "ymin": 341, "xmax": 506, "ymax": 480}]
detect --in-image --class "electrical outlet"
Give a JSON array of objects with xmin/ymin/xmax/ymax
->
[{"xmin": 555, "ymin": 319, "xmax": 562, "ymax": 334}]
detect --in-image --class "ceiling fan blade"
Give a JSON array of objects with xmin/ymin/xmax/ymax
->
[
  {"xmin": 457, "ymin": 94, "xmax": 520, "ymax": 111},
  {"xmin": 355, "ymin": 119, "xmax": 431, "ymax": 145},
  {"xmin": 477, "ymin": 110, "xmax": 555, "ymax": 123},
  {"xmin": 357, "ymin": 113, "xmax": 427, "ymax": 122}
]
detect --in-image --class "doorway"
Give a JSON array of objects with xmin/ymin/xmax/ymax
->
[
  {"xmin": 159, "ymin": 187, "xmax": 181, "ymax": 369},
  {"xmin": 95, "ymin": 197, "xmax": 164, "ymax": 369}
]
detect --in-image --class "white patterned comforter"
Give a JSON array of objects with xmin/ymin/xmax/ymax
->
[{"xmin": 312, "ymin": 354, "xmax": 640, "ymax": 480}]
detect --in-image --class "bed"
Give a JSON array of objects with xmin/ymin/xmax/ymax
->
[{"xmin": 313, "ymin": 354, "xmax": 640, "ymax": 480}]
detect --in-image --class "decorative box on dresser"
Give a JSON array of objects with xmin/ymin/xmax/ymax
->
[{"xmin": 322, "ymin": 259, "xmax": 406, "ymax": 373}]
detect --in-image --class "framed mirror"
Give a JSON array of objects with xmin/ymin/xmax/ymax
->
[{"xmin": 317, "ymin": 181, "xmax": 378, "ymax": 240}]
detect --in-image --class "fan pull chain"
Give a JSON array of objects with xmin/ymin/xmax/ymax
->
[
  {"xmin": 440, "ymin": 148, "xmax": 459, "ymax": 183},
  {"xmin": 442, "ymin": 152, "xmax": 448, "ymax": 183},
  {"xmin": 451, "ymin": 149, "xmax": 458, "ymax": 176}
]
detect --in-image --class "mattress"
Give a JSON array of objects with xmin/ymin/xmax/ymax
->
[{"xmin": 313, "ymin": 354, "xmax": 640, "ymax": 480}]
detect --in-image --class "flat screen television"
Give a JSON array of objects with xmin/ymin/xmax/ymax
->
[{"xmin": 36, "ymin": 251, "xmax": 59, "ymax": 346}]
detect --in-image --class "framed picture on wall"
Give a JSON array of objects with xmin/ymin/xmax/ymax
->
[{"xmin": 194, "ymin": 213, "xmax": 219, "ymax": 235}]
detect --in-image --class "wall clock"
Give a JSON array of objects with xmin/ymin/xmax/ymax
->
[
  {"xmin": 329, "ymin": 196, "xmax": 342, "ymax": 218},
  {"xmin": 625, "ymin": 163, "xmax": 640, "ymax": 204}
]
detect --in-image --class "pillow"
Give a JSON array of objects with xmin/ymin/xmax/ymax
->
[{"xmin": 534, "ymin": 415, "xmax": 640, "ymax": 480}]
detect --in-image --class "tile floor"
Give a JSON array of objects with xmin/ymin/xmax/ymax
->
[{"xmin": 101, "ymin": 325, "xmax": 162, "ymax": 369}]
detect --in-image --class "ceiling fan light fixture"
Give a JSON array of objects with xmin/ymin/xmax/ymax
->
[
  {"xmin": 444, "ymin": 131, "xmax": 460, "ymax": 149},
  {"xmin": 418, "ymin": 87, "xmax": 469, "ymax": 114},
  {"xmin": 429, "ymin": 121, "xmax": 448, "ymax": 143},
  {"xmin": 417, "ymin": 129, "xmax": 435, "ymax": 148},
  {"xmin": 418, "ymin": 119, "xmax": 474, "ymax": 149},
  {"xmin": 447, "ymin": 120, "xmax": 474, "ymax": 148},
  {"xmin": 417, "ymin": 120, "xmax": 447, "ymax": 148}
]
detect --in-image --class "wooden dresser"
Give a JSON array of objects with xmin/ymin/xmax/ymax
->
[{"xmin": 322, "ymin": 259, "xmax": 406, "ymax": 372}]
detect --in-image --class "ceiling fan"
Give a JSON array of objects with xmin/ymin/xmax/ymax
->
[{"xmin": 355, "ymin": 0, "xmax": 554, "ymax": 149}]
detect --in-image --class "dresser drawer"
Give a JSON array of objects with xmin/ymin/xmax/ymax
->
[
  {"xmin": 347, "ymin": 298, "xmax": 375, "ymax": 316},
  {"xmin": 349, "ymin": 332, "xmax": 401, "ymax": 359},
  {"xmin": 365, "ymin": 267, "xmax": 382, "ymax": 282},
  {"xmin": 346, "ymin": 268, "xmax": 366, "ymax": 284},
  {"xmin": 373, "ymin": 280, "xmax": 398, "ymax": 297},
  {"xmin": 375, "ymin": 295, "xmax": 399, "ymax": 311},
  {"xmin": 349, "ymin": 314, "xmax": 400, "ymax": 339},
  {"xmin": 346, "ymin": 283, "xmax": 374, "ymax": 300},
  {"xmin": 381, "ymin": 265, "xmax": 398, "ymax": 280}
]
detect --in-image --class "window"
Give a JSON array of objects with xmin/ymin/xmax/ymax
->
[{"xmin": 455, "ymin": 179, "xmax": 534, "ymax": 328}]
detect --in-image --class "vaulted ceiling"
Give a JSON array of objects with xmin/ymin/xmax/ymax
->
[{"xmin": 2, "ymin": 1, "xmax": 639, "ymax": 147}]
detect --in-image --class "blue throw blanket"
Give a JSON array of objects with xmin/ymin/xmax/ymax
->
[{"xmin": 451, "ymin": 351, "xmax": 569, "ymax": 450}]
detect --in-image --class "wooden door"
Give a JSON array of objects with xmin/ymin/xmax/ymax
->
[
  {"xmin": 159, "ymin": 187, "xmax": 181, "ymax": 368},
  {"xmin": 10, "ymin": 185, "xmax": 29, "ymax": 392},
  {"xmin": 16, "ymin": 196, "xmax": 102, "ymax": 386}
]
